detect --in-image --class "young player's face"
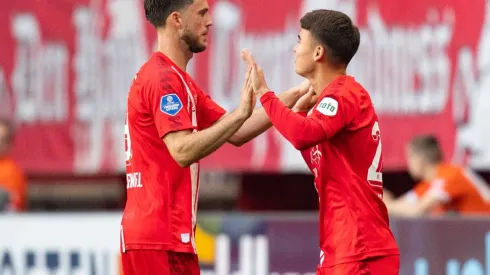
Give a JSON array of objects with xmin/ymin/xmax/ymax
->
[
  {"xmin": 406, "ymin": 145, "xmax": 425, "ymax": 180},
  {"xmin": 294, "ymin": 29, "xmax": 317, "ymax": 77},
  {"xmin": 181, "ymin": 0, "xmax": 213, "ymax": 53}
]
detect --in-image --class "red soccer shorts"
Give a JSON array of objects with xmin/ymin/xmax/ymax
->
[
  {"xmin": 121, "ymin": 250, "xmax": 200, "ymax": 275},
  {"xmin": 316, "ymin": 255, "xmax": 400, "ymax": 275}
]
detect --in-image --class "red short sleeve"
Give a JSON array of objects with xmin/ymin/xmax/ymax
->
[
  {"xmin": 149, "ymin": 69, "xmax": 194, "ymax": 138},
  {"xmin": 309, "ymin": 93, "xmax": 358, "ymax": 138},
  {"xmin": 197, "ymin": 93, "xmax": 226, "ymax": 129}
]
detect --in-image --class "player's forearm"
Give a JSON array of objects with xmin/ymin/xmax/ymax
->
[
  {"xmin": 229, "ymin": 89, "xmax": 299, "ymax": 146},
  {"xmin": 177, "ymin": 111, "xmax": 248, "ymax": 166},
  {"xmin": 228, "ymin": 107, "xmax": 272, "ymax": 146},
  {"xmin": 386, "ymin": 200, "xmax": 420, "ymax": 217},
  {"xmin": 260, "ymin": 92, "xmax": 326, "ymax": 150}
]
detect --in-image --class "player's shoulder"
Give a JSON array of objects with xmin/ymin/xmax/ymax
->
[
  {"xmin": 316, "ymin": 76, "xmax": 371, "ymax": 113},
  {"xmin": 138, "ymin": 53, "xmax": 183, "ymax": 86},
  {"xmin": 437, "ymin": 163, "xmax": 462, "ymax": 177},
  {"xmin": 340, "ymin": 76, "xmax": 372, "ymax": 103},
  {"xmin": 133, "ymin": 58, "xmax": 187, "ymax": 108},
  {"xmin": 426, "ymin": 163, "xmax": 464, "ymax": 188},
  {"xmin": 437, "ymin": 163, "xmax": 473, "ymax": 185},
  {"xmin": 322, "ymin": 76, "xmax": 369, "ymax": 104}
]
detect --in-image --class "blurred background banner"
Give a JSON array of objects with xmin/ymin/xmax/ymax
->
[
  {"xmin": 1, "ymin": 0, "xmax": 489, "ymax": 174},
  {"xmin": 1, "ymin": 213, "xmax": 489, "ymax": 275}
]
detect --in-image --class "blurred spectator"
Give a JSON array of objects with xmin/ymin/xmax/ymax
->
[
  {"xmin": 0, "ymin": 187, "xmax": 10, "ymax": 211},
  {"xmin": 384, "ymin": 135, "xmax": 490, "ymax": 217},
  {"xmin": 0, "ymin": 118, "xmax": 27, "ymax": 212}
]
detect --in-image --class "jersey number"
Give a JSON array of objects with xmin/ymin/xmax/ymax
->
[
  {"xmin": 367, "ymin": 121, "xmax": 382, "ymax": 183},
  {"xmin": 124, "ymin": 114, "xmax": 132, "ymax": 166}
]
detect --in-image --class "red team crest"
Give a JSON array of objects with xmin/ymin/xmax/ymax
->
[{"xmin": 310, "ymin": 145, "xmax": 322, "ymax": 166}]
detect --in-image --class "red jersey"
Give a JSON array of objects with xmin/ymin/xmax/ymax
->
[
  {"xmin": 260, "ymin": 76, "xmax": 399, "ymax": 268},
  {"xmin": 121, "ymin": 52, "xmax": 226, "ymax": 253}
]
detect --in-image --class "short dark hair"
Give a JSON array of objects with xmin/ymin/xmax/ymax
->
[
  {"xmin": 409, "ymin": 135, "xmax": 443, "ymax": 164},
  {"xmin": 144, "ymin": 0, "xmax": 193, "ymax": 28},
  {"xmin": 300, "ymin": 9, "xmax": 360, "ymax": 66}
]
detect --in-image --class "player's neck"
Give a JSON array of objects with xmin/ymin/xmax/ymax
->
[
  {"xmin": 156, "ymin": 30, "xmax": 193, "ymax": 71},
  {"xmin": 308, "ymin": 66, "xmax": 346, "ymax": 95},
  {"xmin": 423, "ymin": 165, "xmax": 439, "ymax": 181}
]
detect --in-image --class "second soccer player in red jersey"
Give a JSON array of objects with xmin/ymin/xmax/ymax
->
[
  {"xmin": 242, "ymin": 10, "xmax": 400, "ymax": 274},
  {"xmin": 121, "ymin": 0, "xmax": 310, "ymax": 274}
]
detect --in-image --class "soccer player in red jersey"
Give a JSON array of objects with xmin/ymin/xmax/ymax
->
[
  {"xmin": 242, "ymin": 9, "xmax": 400, "ymax": 274},
  {"xmin": 121, "ymin": 0, "xmax": 308, "ymax": 274}
]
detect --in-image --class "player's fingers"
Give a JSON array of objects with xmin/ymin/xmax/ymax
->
[
  {"xmin": 244, "ymin": 65, "xmax": 252, "ymax": 81},
  {"xmin": 241, "ymin": 49, "xmax": 253, "ymax": 67},
  {"xmin": 241, "ymin": 65, "xmax": 252, "ymax": 89},
  {"xmin": 245, "ymin": 51, "xmax": 259, "ymax": 71},
  {"xmin": 242, "ymin": 69, "xmax": 251, "ymax": 91},
  {"xmin": 246, "ymin": 74, "xmax": 253, "ymax": 91},
  {"xmin": 298, "ymin": 87, "xmax": 309, "ymax": 97}
]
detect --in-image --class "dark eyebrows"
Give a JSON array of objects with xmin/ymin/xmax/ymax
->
[{"xmin": 199, "ymin": 8, "xmax": 208, "ymax": 15}]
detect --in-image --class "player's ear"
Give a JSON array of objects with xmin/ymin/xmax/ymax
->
[
  {"xmin": 313, "ymin": 45, "xmax": 324, "ymax": 62},
  {"xmin": 168, "ymin": 11, "xmax": 184, "ymax": 29}
]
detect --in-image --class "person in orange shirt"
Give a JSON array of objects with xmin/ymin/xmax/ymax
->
[
  {"xmin": 0, "ymin": 119, "xmax": 27, "ymax": 212},
  {"xmin": 384, "ymin": 135, "xmax": 490, "ymax": 217}
]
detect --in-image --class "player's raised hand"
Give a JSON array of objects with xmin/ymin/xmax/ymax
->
[
  {"xmin": 278, "ymin": 79, "xmax": 311, "ymax": 108},
  {"xmin": 292, "ymin": 86, "xmax": 318, "ymax": 113},
  {"xmin": 240, "ymin": 49, "xmax": 270, "ymax": 97},
  {"xmin": 237, "ymin": 65, "xmax": 256, "ymax": 119},
  {"xmin": 295, "ymin": 79, "xmax": 312, "ymax": 96}
]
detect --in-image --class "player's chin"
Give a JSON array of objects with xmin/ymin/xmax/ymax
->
[
  {"xmin": 190, "ymin": 42, "xmax": 207, "ymax": 53},
  {"xmin": 294, "ymin": 66, "xmax": 306, "ymax": 77},
  {"xmin": 198, "ymin": 38, "xmax": 208, "ymax": 49},
  {"xmin": 199, "ymin": 43, "xmax": 208, "ymax": 52}
]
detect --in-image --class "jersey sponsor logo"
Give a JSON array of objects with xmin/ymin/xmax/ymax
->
[
  {"xmin": 160, "ymin": 94, "xmax": 183, "ymax": 116},
  {"xmin": 316, "ymin": 97, "xmax": 338, "ymax": 116}
]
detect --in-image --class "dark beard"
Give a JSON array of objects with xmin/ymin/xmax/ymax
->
[{"xmin": 182, "ymin": 32, "xmax": 206, "ymax": 53}]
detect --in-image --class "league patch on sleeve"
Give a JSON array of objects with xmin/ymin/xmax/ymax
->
[
  {"xmin": 316, "ymin": 97, "xmax": 338, "ymax": 116},
  {"xmin": 160, "ymin": 94, "xmax": 183, "ymax": 116}
]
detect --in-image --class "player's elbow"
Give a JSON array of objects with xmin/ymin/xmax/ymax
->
[
  {"xmin": 229, "ymin": 140, "xmax": 245, "ymax": 147},
  {"xmin": 228, "ymin": 137, "xmax": 246, "ymax": 147},
  {"xmin": 163, "ymin": 132, "xmax": 197, "ymax": 168},
  {"xmin": 174, "ymin": 156, "xmax": 193, "ymax": 168},
  {"xmin": 168, "ymin": 144, "xmax": 194, "ymax": 168},
  {"xmin": 228, "ymin": 133, "xmax": 250, "ymax": 147},
  {"xmin": 172, "ymin": 150, "xmax": 194, "ymax": 168}
]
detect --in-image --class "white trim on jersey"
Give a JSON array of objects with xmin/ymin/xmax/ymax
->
[
  {"xmin": 171, "ymin": 66, "xmax": 199, "ymax": 253},
  {"xmin": 463, "ymin": 168, "xmax": 490, "ymax": 202},
  {"xmin": 120, "ymin": 225, "xmax": 126, "ymax": 253}
]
